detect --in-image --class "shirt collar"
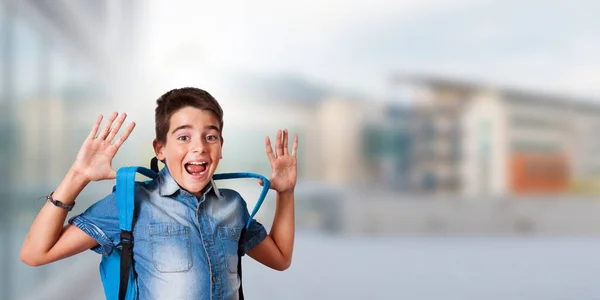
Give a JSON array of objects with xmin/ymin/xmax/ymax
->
[{"xmin": 158, "ymin": 167, "xmax": 223, "ymax": 200}]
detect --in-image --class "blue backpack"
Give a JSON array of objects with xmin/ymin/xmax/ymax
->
[{"xmin": 100, "ymin": 162, "xmax": 271, "ymax": 300}]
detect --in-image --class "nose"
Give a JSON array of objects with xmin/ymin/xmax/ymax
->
[{"xmin": 191, "ymin": 139, "xmax": 207, "ymax": 154}]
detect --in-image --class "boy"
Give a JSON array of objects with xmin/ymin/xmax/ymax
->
[{"xmin": 20, "ymin": 87, "xmax": 298, "ymax": 299}]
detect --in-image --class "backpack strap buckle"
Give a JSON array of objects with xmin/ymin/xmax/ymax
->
[{"xmin": 120, "ymin": 230, "xmax": 133, "ymax": 245}]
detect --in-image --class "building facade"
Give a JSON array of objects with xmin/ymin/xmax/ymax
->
[{"xmin": 391, "ymin": 75, "xmax": 600, "ymax": 197}]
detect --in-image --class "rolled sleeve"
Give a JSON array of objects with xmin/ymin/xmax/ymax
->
[
  {"xmin": 69, "ymin": 215, "xmax": 115, "ymax": 255},
  {"xmin": 68, "ymin": 192, "xmax": 120, "ymax": 256}
]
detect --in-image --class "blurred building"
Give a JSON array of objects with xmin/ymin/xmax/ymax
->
[
  {"xmin": 300, "ymin": 90, "xmax": 461, "ymax": 194},
  {"xmin": 391, "ymin": 75, "xmax": 600, "ymax": 197},
  {"xmin": 297, "ymin": 74, "xmax": 600, "ymax": 198},
  {"xmin": 4, "ymin": 0, "xmax": 141, "ymax": 189},
  {"xmin": 1, "ymin": 1, "xmax": 140, "ymax": 299}
]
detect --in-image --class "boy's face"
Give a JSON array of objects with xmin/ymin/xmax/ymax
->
[{"xmin": 153, "ymin": 106, "xmax": 223, "ymax": 197}]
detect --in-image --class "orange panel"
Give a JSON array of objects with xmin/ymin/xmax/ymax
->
[{"xmin": 509, "ymin": 154, "xmax": 569, "ymax": 194}]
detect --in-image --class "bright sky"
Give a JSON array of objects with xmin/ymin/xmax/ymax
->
[{"xmin": 135, "ymin": 0, "xmax": 600, "ymax": 100}]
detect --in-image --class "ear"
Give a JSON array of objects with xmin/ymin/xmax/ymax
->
[{"xmin": 153, "ymin": 139, "xmax": 166, "ymax": 161}]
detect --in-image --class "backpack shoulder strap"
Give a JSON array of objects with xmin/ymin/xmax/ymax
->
[
  {"xmin": 116, "ymin": 166, "xmax": 158, "ymax": 300},
  {"xmin": 116, "ymin": 167, "xmax": 158, "ymax": 231}
]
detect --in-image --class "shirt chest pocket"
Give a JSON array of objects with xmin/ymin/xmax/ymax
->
[
  {"xmin": 149, "ymin": 223, "xmax": 192, "ymax": 273},
  {"xmin": 218, "ymin": 226, "xmax": 242, "ymax": 274}
]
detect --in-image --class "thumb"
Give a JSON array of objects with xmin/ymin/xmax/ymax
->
[{"xmin": 257, "ymin": 178, "xmax": 264, "ymax": 186}]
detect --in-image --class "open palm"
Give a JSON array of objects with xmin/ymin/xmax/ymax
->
[
  {"xmin": 71, "ymin": 112, "xmax": 135, "ymax": 182},
  {"xmin": 263, "ymin": 129, "xmax": 298, "ymax": 193}
]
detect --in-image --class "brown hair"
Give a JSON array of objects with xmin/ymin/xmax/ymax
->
[{"xmin": 155, "ymin": 87, "xmax": 224, "ymax": 144}]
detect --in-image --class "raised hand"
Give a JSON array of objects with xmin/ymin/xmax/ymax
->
[
  {"xmin": 70, "ymin": 112, "xmax": 135, "ymax": 182},
  {"xmin": 262, "ymin": 129, "xmax": 298, "ymax": 194}
]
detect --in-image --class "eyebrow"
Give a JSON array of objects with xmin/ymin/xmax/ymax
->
[{"xmin": 171, "ymin": 124, "xmax": 221, "ymax": 134}]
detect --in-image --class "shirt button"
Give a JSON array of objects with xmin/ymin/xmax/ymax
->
[{"xmin": 212, "ymin": 276, "xmax": 216, "ymax": 283}]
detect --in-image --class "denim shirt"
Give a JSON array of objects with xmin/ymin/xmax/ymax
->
[{"xmin": 69, "ymin": 167, "xmax": 267, "ymax": 300}]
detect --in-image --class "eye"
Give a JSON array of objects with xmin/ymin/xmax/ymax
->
[
  {"xmin": 177, "ymin": 135, "xmax": 190, "ymax": 141},
  {"xmin": 206, "ymin": 135, "xmax": 219, "ymax": 142}
]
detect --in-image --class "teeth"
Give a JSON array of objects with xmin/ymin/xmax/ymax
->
[{"xmin": 188, "ymin": 161, "xmax": 207, "ymax": 165}]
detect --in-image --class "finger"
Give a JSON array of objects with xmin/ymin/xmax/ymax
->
[
  {"xmin": 291, "ymin": 134, "xmax": 298, "ymax": 156},
  {"xmin": 87, "ymin": 114, "xmax": 103, "ymax": 139},
  {"xmin": 106, "ymin": 113, "xmax": 127, "ymax": 144},
  {"xmin": 283, "ymin": 129, "xmax": 289, "ymax": 155},
  {"xmin": 97, "ymin": 112, "xmax": 118, "ymax": 140},
  {"xmin": 265, "ymin": 136, "xmax": 276, "ymax": 161},
  {"xmin": 113, "ymin": 122, "xmax": 136, "ymax": 149},
  {"xmin": 257, "ymin": 178, "xmax": 264, "ymax": 186},
  {"xmin": 275, "ymin": 129, "xmax": 283, "ymax": 157}
]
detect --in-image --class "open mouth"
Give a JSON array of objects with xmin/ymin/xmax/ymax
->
[{"xmin": 184, "ymin": 161, "xmax": 208, "ymax": 177}]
